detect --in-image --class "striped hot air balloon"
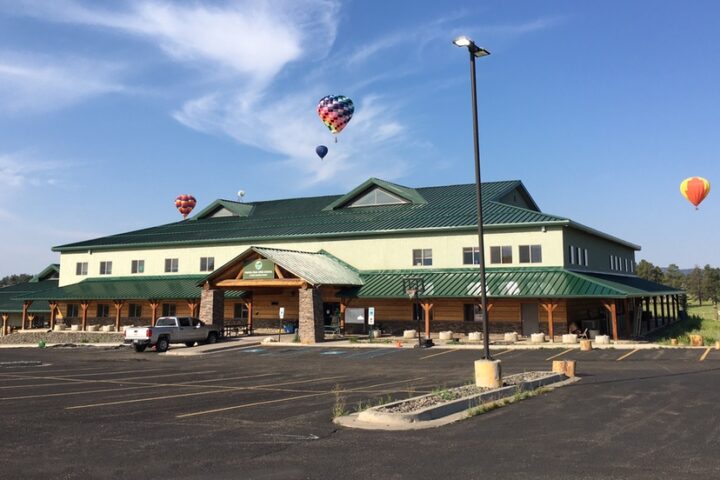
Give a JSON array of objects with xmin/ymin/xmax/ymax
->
[
  {"xmin": 680, "ymin": 177, "xmax": 710, "ymax": 209},
  {"xmin": 175, "ymin": 194, "xmax": 197, "ymax": 219}
]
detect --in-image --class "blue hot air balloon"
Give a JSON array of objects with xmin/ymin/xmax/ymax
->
[{"xmin": 316, "ymin": 145, "xmax": 329, "ymax": 160}]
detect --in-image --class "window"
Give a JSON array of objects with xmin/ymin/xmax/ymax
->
[
  {"xmin": 128, "ymin": 303, "xmax": 142, "ymax": 318},
  {"xmin": 463, "ymin": 304, "xmax": 484, "ymax": 322},
  {"xmin": 462, "ymin": 247, "xmax": 480, "ymax": 265},
  {"xmin": 162, "ymin": 303, "xmax": 176, "ymax": 316},
  {"xmin": 164, "ymin": 258, "xmax": 179, "ymax": 273},
  {"xmin": 412, "ymin": 249, "xmax": 432, "ymax": 266},
  {"xmin": 76, "ymin": 262, "xmax": 88, "ymax": 276},
  {"xmin": 569, "ymin": 245, "xmax": 576, "ymax": 265},
  {"xmin": 490, "ymin": 246, "xmax": 512, "ymax": 264},
  {"xmin": 99, "ymin": 261, "xmax": 112, "ymax": 275},
  {"xmin": 178, "ymin": 317, "xmax": 192, "ymax": 327},
  {"xmin": 347, "ymin": 188, "xmax": 407, "ymax": 207},
  {"xmin": 66, "ymin": 304, "xmax": 79, "ymax": 318},
  {"xmin": 583, "ymin": 249, "xmax": 589, "ymax": 267},
  {"xmin": 200, "ymin": 257, "xmax": 215, "ymax": 272},
  {"xmin": 97, "ymin": 304, "xmax": 110, "ymax": 318},
  {"xmin": 233, "ymin": 303, "xmax": 248, "ymax": 320},
  {"xmin": 625, "ymin": 258, "xmax": 629, "ymax": 272},
  {"xmin": 131, "ymin": 260, "xmax": 144, "ymax": 274},
  {"xmin": 519, "ymin": 245, "xmax": 542, "ymax": 263}
]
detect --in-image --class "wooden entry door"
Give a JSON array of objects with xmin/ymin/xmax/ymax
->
[{"xmin": 521, "ymin": 303, "xmax": 539, "ymax": 335}]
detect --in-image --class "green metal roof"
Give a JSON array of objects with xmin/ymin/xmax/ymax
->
[
  {"xmin": 54, "ymin": 179, "xmax": 572, "ymax": 252},
  {"xmin": 200, "ymin": 247, "xmax": 364, "ymax": 287},
  {"xmin": 18, "ymin": 276, "xmax": 246, "ymax": 301},
  {"xmin": 338, "ymin": 268, "xmax": 683, "ymax": 299},
  {"xmin": 30, "ymin": 264, "xmax": 60, "ymax": 283},
  {"xmin": 322, "ymin": 178, "xmax": 428, "ymax": 210},
  {"xmin": 0, "ymin": 280, "xmax": 59, "ymax": 313},
  {"xmin": 193, "ymin": 199, "xmax": 255, "ymax": 220}
]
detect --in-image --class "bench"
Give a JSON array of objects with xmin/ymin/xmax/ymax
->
[
  {"xmin": 324, "ymin": 324, "xmax": 342, "ymax": 336},
  {"xmin": 223, "ymin": 322, "xmax": 251, "ymax": 337}
]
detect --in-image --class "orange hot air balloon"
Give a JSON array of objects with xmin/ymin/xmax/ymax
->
[
  {"xmin": 175, "ymin": 194, "xmax": 197, "ymax": 219},
  {"xmin": 680, "ymin": 177, "xmax": 711, "ymax": 209}
]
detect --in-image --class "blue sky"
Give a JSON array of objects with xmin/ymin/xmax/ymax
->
[{"xmin": 0, "ymin": 0, "xmax": 719, "ymax": 276}]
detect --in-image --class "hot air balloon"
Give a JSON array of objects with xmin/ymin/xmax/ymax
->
[
  {"xmin": 316, "ymin": 145, "xmax": 328, "ymax": 160},
  {"xmin": 317, "ymin": 95, "xmax": 354, "ymax": 142},
  {"xmin": 680, "ymin": 177, "xmax": 711, "ymax": 209},
  {"xmin": 175, "ymin": 194, "xmax": 197, "ymax": 219}
]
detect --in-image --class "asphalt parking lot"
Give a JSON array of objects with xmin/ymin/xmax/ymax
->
[{"xmin": 1, "ymin": 344, "xmax": 719, "ymax": 479}]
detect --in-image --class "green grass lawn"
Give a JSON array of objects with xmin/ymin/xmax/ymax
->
[{"xmin": 647, "ymin": 302, "xmax": 720, "ymax": 345}]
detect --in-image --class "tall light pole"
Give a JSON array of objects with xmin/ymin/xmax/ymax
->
[{"xmin": 453, "ymin": 36, "xmax": 492, "ymax": 360}]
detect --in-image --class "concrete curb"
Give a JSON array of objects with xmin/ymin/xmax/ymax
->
[{"xmin": 335, "ymin": 373, "xmax": 575, "ymax": 431}]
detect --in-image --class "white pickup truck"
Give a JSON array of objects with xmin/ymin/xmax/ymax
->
[{"xmin": 124, "ymin": 316, "xmax": 221, "ymax": 353}]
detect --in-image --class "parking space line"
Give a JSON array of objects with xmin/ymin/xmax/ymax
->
[
  {"xmin": 65, "ymin": 375, "xmax": 347, "ymax": 410},
  {"xmin": 491, "ymin": 349, "xmax": 516, "ymax": 357},
  {"xmin": 545, "ymin": 349, "xmax": 574, "ymax": 361},
  {"xmin": 420, "ymin": 349, "xmax": 457, "ymax": 360},
  {"xmin": 0, "ymin": 369, "xmax": 222, "ymax": 390},
  {"xmin": 343, "ymin": 349, "xmax": 386, "ymax": 359},
  {"xmin": 617, "ymin": 349, "xmax": 639, "ymax": 361},
  {"xmin": 699, "ymin": 348, "xmax": 712, "ymax": 362},
  {"xmin": 360, "ymin": 349, "xmax": 405, "ymax": 359},
  {"xmin": 176, "ymin": 376, "xmax": 426, "ymax": 418}
]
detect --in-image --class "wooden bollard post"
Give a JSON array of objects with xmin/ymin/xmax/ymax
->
[
  {"xmin": 670, "ymin": 338, "xmax": 679, "ymax": 346},
  {"xmin": 552, "ymin": 360, "xmax": 566, "ymax": 374},
  {"xmin": 564, "ymin": 360, "xmax": 576, "ymax": 377},
  {"xmin": 580, "ymin": 339, "xmax": 592, "ymax": 351}
]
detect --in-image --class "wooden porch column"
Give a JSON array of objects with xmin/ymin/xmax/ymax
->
[
  {"xmin": 421, "ymin": 302, "xmax": 434, "ymax": 339},
  {"xmin": 339, "ymin": 301, "xmax": 347, "ymax": 331},
  {"xmin": 149, "ymin": 300, "xmax": 160, "ymax": 326},
  {"xmin": 624, "ymin": 299, "xmax": 632, "ymax": 338},
  {"xmin": 80, "ymin": 301, "xmax": 89, "ymax": 331},
  {"xmin": 243, "ymin": 299, "xmax": 254, "ymax": 333},
  {"xmin": 660, "ymin": 296, "xmax": 666, "ymax": 326},
  {"xmin": 187, "ymin": 299, "xmax": 199, "ymax": 317},
  {"xmin": 48, "ymin": 301, "xmax": 58, "ymax": 330},
  {"xmin": 652, "ymin": 297, "xmax": 658, "ymax": 328},
  {"xmin": 673, "ymin": 295, "xmax": 678, "ymax": 322},
  {"xmin": 113, "ymin": 300, "xmax": 125, "ymax": 332},
  {"xmin": 1, "ymin": 313, "xmax": 8, "ymax": 335},
  {"xmin": 540, "ymin": 302, "xmax": 558, "ymax": 342},
  {"xmin": 602, "ymin": 301, "xmax": 618, "ymax": 341},
  {"xmin": 21, "ymin": 300, "xmax": 32, "ymax": 330}
]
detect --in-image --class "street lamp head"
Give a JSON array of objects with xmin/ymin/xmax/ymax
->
[
  {"xmin": 453, "ymin": 35, "xmax": 490, "ymax": 58},
  {"xmin": 453, "ymin": 35, "xmax": 473, "ymax": 47}
]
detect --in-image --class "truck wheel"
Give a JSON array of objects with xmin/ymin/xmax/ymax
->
[
  {"xmin": 156, "ymin": 337, "xmax": 170, "ymax": 353},
  {"xmin": 206, "ymin": 332, "xmax": 218, "ymax": 344},
  {"xmin": 133, "ymin": 344, "xmax": 147, "ymax": 353},
  {"xmin": 184, "ymin": 341, "xmax": 195, "ymax": 348}
]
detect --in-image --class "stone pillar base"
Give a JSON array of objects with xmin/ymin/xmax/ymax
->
[
  {"xmin": 200, "ymin": 289, "xmax": 225, "ymax": 329},
  {"xmin": 298, "ymin": 287, "xmax": 323, "ymax": 344}
]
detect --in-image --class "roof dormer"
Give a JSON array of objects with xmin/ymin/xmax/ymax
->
[{"xmin": 323, "ymin": 178, "xmax": 427, "ymax": 211}]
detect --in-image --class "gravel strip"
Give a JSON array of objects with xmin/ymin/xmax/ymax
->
[
  {"xmin": 0, "ymin": 331, "xmax": 124, "ymax": 345},
  {"xmin": 377, "ymin": 371, "xmax": 553, "ymax": 414}
]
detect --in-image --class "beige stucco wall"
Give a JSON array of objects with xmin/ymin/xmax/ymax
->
[
  {"xmin": 58, "ymin": 227, "xmax": 565, "ymax": 286},
  {"xmin": 562, "ymin": 226, "xmax": 637, "ymax": 273}
]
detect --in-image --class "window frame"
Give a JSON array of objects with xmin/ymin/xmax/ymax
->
[
  {"xmin": 462, "ymin": 247, "xmax": 480, "ymax": 265},
  {"xmin": 164, "ymin": 258, "xmax": 179, "ymax": 273},
  {"xmin": 200, "ymin": 256, "xmax": 215, "ymax": 272},
  {"xmin": 490, "ymin": 245, "xmax": 512, "ymax": 264},
  {"xmin": 412, "ymin": 248, "xmax": 432, "ymax": 266},
  {"xmin": 131, "ymin": 259, "xmax": 145, "ymax": 274},
  {"xmin": 99, "ymin": 261, "xmax": 112, "ymax": 275},
  {"xmin": 76, "ymin": 262, "xmax": 88, "ymax": 276},
  {"xmin": 519, "ymin": 244, "xmax": 542, "ymax": 264}
]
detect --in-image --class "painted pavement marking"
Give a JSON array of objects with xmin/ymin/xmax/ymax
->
[
  {"xmin": 176, "ymin": 376, "xmax": 427, "ymax": 419},
  {"xmin": 65, "ymin": 375, "xmax": 347, "ymax": 410},
  {"xmin": 420, "ymin": 349, "xmax": 458, "ymax": 360},
  {"xmin": 616, "ymin": 349, "xmax": 640, "ymax": 361},
  {"xmin": 699, "ymin": 348, "xmax": 712, "ymax": 362},
  {"xmin": 545, "ymin": 349, "xmax": 575, "ymax": 361}
]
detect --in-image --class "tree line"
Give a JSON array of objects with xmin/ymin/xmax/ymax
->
[
  {"xmin": 636, "ymin": 260, "xmax": 718, "ymax": 306},
  {"xmin": 0, "ymin": 274, "xmax": 33, "ymax": 288}
]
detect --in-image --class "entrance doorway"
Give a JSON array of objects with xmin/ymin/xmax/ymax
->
[
  {"xmin": 521, "ymin": 303, "xmax": 539, "ymax": 335},
  {"xmin": 323, "ymin": 303, "xmax": 340, "ymax": 327}
]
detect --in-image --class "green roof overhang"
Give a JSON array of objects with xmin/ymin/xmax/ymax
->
[
  {"xmin": 337, "ymin": 268, "xmax": 683, "ymax": 299},
  {"xmin": 17, "ymin": 276, "xmax": 246, "ymax": 302}
]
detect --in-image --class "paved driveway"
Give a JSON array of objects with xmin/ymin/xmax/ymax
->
[{"xmin": 0, "ymin": 345, "xmax": 718, "ymax": 479}]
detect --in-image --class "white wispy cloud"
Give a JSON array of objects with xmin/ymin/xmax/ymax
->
[
  {"xmin": 0, "ymin": 152, "xmax": 64, "ymax": 188},
  {"xmin": 0, "ymin": 52, "xmax": 126, "ymax": 114},
  {"xmin": 13, "ymin": 0, "xmax": 339, "ymax": 83}
]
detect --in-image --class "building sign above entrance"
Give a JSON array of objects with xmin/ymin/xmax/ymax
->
[{"xmin": 243, "ymin": 259, "xmax": 275, "ymax": 280}]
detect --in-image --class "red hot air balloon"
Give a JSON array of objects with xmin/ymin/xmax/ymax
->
[
  {"xmin": 680, "ymin": 177, "xmax": 711, "ymax": 210},
  {"xmin": 175, "ymin": 194, "xmax": 197, "ymax": 219}
]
